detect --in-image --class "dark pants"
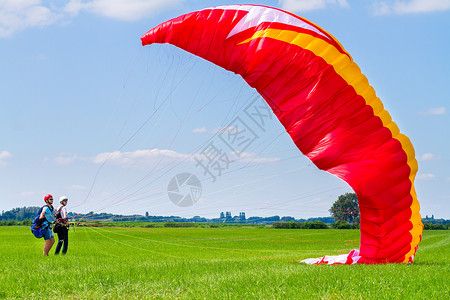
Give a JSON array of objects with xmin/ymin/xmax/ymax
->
[{"xmin": 55, "ymin": 226, "xmax": 68, "ymax": 255}]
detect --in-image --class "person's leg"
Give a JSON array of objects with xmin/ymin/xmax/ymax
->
[
  {"xmin": 62, "ymin": 227, "xmax": 69, "ymax": 254},
  {"xmin": 43, "ymin": 228, "xmax": 55, "ymax": 256},
  {"xmin": 55, "ymin": 230, "xmax": 63, "ymax": 255},
  {"xmin": 43, "ymin": 238, "xmax": 54, "ymax": 256}
]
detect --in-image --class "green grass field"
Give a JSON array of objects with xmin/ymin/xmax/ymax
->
[{"xmin": 0, "ymin": 225, "xmax": 448, "ymax": 299}]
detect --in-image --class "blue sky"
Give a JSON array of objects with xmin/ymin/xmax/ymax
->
[{"xmin": 1, "ymin": 0, "xmax": 449, "ymax": 219}]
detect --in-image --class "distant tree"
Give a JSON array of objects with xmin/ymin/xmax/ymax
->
[
  {"xmin": 303, "ymin": 220, "xmax": 328, "ymax": 229},
  {"xmin": 264, "ymin": 215, "xmax": 280, "ymax": 222},
  {"xmin": 329, "ymin": 193, "xmax": 359, "ymax": 224}
]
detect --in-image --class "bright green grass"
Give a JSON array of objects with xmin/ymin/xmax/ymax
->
[{"xmin": 0, "ymin": 226, "xmax": 448, "ymax": 299}]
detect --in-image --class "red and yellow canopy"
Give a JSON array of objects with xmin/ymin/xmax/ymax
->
[{"xmin": 142, "ymin": 4, "xmax": 423, "ymax": 264}]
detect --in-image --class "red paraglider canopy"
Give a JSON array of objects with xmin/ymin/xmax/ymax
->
[{"xmin": 141, "ymin": 4, "xmax": 423, "ymax": 264}]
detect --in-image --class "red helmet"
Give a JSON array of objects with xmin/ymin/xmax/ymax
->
[{"xmin": 44, "ymin": 194, "xmax": 53, "ymax": 202}]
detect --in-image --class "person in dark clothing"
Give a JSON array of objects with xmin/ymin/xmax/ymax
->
[{"xmin": 54, "ymin": 196, "xmax": 69, "ymax": 255}]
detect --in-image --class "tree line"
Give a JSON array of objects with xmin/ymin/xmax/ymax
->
[
  {"xmin": 0, "ymin": 206, "xmax": 40, "ymax": 222},
  {"xmin": 1, "ymin": 194, "xmax": 449, "ymax": 230}
]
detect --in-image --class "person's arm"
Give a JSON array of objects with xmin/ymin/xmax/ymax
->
[
  {"xmin": 61, "ymin": 207, "xmax": 67, "ymax": 219},
  {"xmin": 62, "ymin": 207, "xmax": 70, "ymax": 226},
  {"xmin": 39, "ymin": 207, "xmax": 47, "ymax": 220},
  {"xmin": 34, "ymin": 208, "xmax": 46, "ymax": 227}
]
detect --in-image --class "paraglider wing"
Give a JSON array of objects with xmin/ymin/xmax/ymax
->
[{"xmin": 141, "ymin": 4, "xmax": 422, "ymax": 264}]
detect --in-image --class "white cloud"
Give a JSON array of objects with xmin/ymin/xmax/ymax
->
[
  {"xmin": 417, "ymin": 173, "xmax": 436, "ymax": 180},
  {"xmin": 192, "ymin": 127, "xmax": 208, "ymax": 133},
  {"xmin": 91, "ymin": 148, "xmax": 280, "ymax": 168},
  {"xmin": 0, "ymin": 0, "xmax": 63, "ymax": 37},
  {"xmin": 0, "ymin": 150, "xmax": 12, "ymax": 165},
  {"xmin": 419, "ymin": 107, "xmax": 446, "ymax": 115},
  {"xmin": 279, "ymin": 0, "xmax": 349, "ymax": 12},
  {"xmin": 92, "ymin": 149, "xmax": 190, "ymax": 167},
  {"xmin": 65, "ymin": 0, "xmax": 184, "ymax": 21},
  {"xmin": 0, "ymin": 0, "xmax": 185, "ymax": 37},
  {"xmin": 192, "ymin": 126, "xmax": 246, "ymax": 135},
  {"xmin": 419, "ymin": 153, "xmax": 440, "ymax": 161},
  {"xmin": 373, "ymin": 0, "xmax": 450, "ymax": 15},
  {"xmin": 68, "ymin": 184, "xmax": 88, "ymax": 190},
  {"xmin": 234, "ymin": 152, "xmax": 280, "ymax": 164},
  {"xmin": 54, "ymin": 154, "xmax": 78, "ymax": 164},
  {"xmin": 19, "ymin": 191, "xmax": 34, "ymax": 197}
]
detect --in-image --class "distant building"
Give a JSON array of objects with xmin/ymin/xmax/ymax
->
[
  {"xmin": 226, "ymin": 211, "xmax": 232, "ymax": 222},
  {"xmin": 219, "ymin": 211, "xmax": 247, "ymax": 223}
]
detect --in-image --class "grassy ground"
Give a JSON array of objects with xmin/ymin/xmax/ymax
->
[{"xmin": 0, "ymin": 225, "xmax": 448, "ymax": 299}]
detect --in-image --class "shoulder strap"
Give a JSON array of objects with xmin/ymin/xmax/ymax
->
[{"xmin": 55, "ymin": 206, "xmax": 63, "ymax": 219}]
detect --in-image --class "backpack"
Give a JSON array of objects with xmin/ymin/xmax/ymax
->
[{"xmin": 30, "ymin": 205, "xmax": 52, "ymax": 238}]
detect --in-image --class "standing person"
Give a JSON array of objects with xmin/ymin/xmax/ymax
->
[
  {"xmin": 39, "ymin": 194, "xmax": 55, "ymax": 256},
  {"xmin": 54, "ymin": 196, "xmax": 69, "ymax": 255}
]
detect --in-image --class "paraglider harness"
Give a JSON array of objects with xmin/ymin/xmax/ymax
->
[
  {"xmin": 30, "ymin": 205, "xmax": 54, "ymax": 238},
  {"xmin": 52, "ymin": 207, "xmax": 69, "ymax": 234}
]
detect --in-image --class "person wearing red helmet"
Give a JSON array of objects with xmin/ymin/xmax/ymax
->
[{"xmin": 39, "ymin": 194, "xmax": 56, "ymax": 256}]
